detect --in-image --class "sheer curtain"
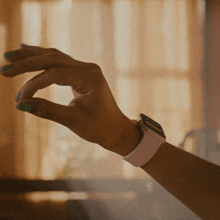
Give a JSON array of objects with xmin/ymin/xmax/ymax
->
[{"xmin": 0, "ymin": 0, "xmax": 204, "ymax": 218}]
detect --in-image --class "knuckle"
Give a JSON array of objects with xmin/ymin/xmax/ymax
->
[
  {"xmin": 90, "ymin": 63, "xmax": 101, "ymax": 71},
  {"xmin": 82, "ymin": 64, "xmax": 105, "ymax": 88},
  {"xmin": 47, "ymin": 48, "xmax": 60, "ymax": 54},
  {"xmin": 91, "ymin": 64, "xmax": 104, "ymax": 79},
  {"xmin": 88, "ymin": 63, "xmax": 102, "ymax": 77}
]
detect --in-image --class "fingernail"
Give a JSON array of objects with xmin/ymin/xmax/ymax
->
[
  {"xmin": 0, "ymin": 65, "xmax": 11, "ymax": 72},
  {"xmin": 4, "ymin": 51, "xmax": 16, "ymax": 58},
  {"xmin": 16, "ymin": 103, "xmax": 31, "ymax": 112},
  {"xmin": 15, "ymin": 91, "xmax": 21, "ymax": 102}
]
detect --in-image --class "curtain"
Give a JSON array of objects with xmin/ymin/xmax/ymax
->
[{"xmin": 0, "ymin": 0, "xmax": 205, "ymax": 219}]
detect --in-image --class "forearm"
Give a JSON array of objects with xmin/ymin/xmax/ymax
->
[
  {"xmin": 108, "ymin": 117, "xmax": 220, "ymax": 219},
  {"xmin": 141, "ymin": 142, "xmax": 220, "ymax": 220}
]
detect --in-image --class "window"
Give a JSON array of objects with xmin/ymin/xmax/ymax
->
[{"xmin": 0, "ymin": 0, "xmax": 205, "ymax": 219}]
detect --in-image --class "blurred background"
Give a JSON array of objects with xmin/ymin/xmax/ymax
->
[{"xmin": 0, "ymin": 0, "xmax": 220, "ymax": 219}]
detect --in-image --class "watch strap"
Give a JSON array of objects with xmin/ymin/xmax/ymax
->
[{"xmin": 123, "ymin": 120, "xmax": 165, "ymax": 167}]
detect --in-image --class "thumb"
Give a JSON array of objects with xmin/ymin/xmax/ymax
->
[{"xmin": 15, "ymin": 97, "xmax": 73, "ymax": 127}]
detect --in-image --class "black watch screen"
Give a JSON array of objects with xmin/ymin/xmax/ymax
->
[{"xmin": 140, "ymin": 114, "xmax": 166, "ymax": 139}]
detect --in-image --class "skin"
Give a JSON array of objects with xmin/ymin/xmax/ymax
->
[
  {"xmin": 1, "ymin": 44, "xmax": 142, "ymax": 155},
  {"xmin": 1, "ymin": 45, "xmax": 220, "ymax": 219}
]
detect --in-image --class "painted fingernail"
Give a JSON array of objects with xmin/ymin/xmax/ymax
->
[
  {"xmin": 16, "ymin": 103, "xmax": 31, "ymax": 112},
  {"xmin": 4, "ymin": 51, "xmax": 16, "ymax": 58},
  {"xmin": 0, "ymin": 65, "xmax": 11, "ymax": 72},
  {"xmin": 15, "ymin": 91, "xmax": 21, "ymax": 102}
]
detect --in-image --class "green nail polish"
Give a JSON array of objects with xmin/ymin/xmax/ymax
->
[
  {"xmin": 0, "ymin": 65, "xmax": 11, "ymax": 72},
  {"xmin": 15, "ymin": 91, "xmax": 21, "ymax": 102},
  {"xmin": 4, "ymin": 51, "xmax": 16, "ymax": 58},
  {"xmin": 16, "ymin": 103, "xmax": 31, "ymax": 112}
]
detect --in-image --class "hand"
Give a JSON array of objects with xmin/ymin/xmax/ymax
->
[{"xmin": 1, "ymin": 45, "xmax": 142, "ymax": 155}]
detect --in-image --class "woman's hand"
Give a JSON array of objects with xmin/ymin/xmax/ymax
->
[{"xmin": 1, "ymin": 45, "xmax": 142, "ymax": 156}]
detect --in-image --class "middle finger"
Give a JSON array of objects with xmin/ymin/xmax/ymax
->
[
  {"xmin": 4, "ymin": 45, "xmax": 48, "ymax": 62},
  {"xmin": 1, "ymin": 51, "xmax": 78, "ymax": 78}
]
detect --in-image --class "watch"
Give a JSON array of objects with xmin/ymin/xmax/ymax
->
[{"xmin": 123, "ymin": 114, "xmax": 166, "ymax": 167}]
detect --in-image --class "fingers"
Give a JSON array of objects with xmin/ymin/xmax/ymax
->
[
  {"xmin": 4, "ymin": 45, "xmax": 48, "ymax": 62},
  {"xmin": 16, "ymin": 97, "xmax": 75, "ymax": 127},
  {"xmin": 2, "ymin": 45, "xmax": 94, "ymax": 77},
  {"xmin": 17, "ymin": 66, "xmax": 98, "ymax": 101},
  {"xmin": 17, "ymin": 69, "xmax": 55, "ymax": 100},
  {"xmin": 1, "ymin": 44, "xmax": 105, "ymax": 103},
  {"xmin": 1, "ymin": 51, "xmax": 73, "ymax": 77},
  {"xmin": 4, "ymin": 45, "xmax": 68, "ymax": 63}
]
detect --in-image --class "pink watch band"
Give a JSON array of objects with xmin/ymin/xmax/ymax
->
[{"xmin": 123, "ymin": 121, "xmax": 165, "ymax": 167}]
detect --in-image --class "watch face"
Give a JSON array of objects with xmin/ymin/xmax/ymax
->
[{"xmin": 141, "ymin": 114, "xmax": 166, "ymax": 138}]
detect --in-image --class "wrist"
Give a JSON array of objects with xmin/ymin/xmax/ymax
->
[{"xmin": 106, "ymin": 116, "xmax": 144, "ymax": 157}]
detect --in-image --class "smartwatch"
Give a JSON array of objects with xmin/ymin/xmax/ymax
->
[{"xmin": 123, "ymin": 114, "xmax": 166, "ymax": 167}]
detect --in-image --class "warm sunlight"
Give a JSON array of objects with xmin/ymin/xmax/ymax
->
[
  {"xmin": 60, "ymin": 0, "xmax": 73, "ymax": 13},
  {"xmin": 16, "ymin": 0, "xmax": 203, "ymax": 183},
  {"xmin": 0, "ymin": 0, "xmax": 208, "ymax": 219},
  {"xmin": 0, "ymin": 24, "xmax": 6, "ymax": 67},
  {"xmin": 21, "ymin": 1, "xmax": 43, "ymax": 179},
  {"xmin": 113, "ymin": 0, "xmax": 131, "ymax": 72},
  {"xmin": 21, "ymin": 2, "xmax": 42, "ymax": 48}
]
